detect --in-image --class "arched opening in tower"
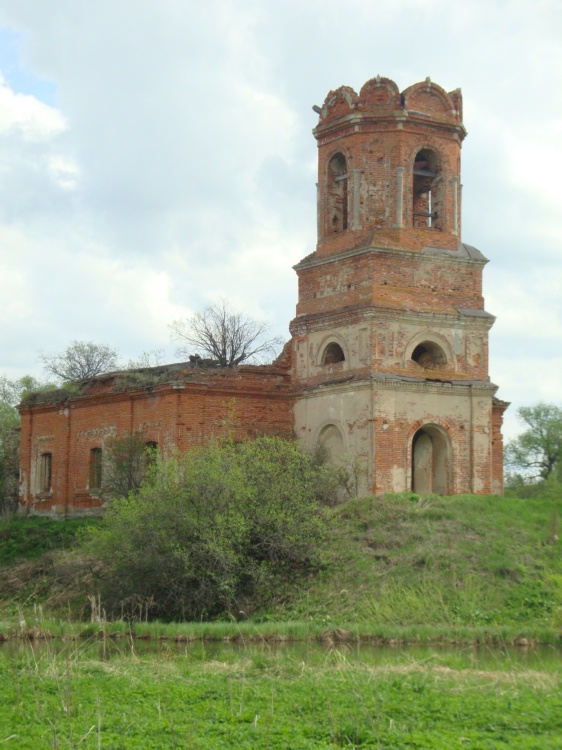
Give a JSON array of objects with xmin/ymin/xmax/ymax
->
[
  {"xmin": 411, "ymin": 425, "xmax": 451, "ymax": 495},
  {"xmin": 322, "ymin": 342, "xmax": 345, "ymax": 364},
  {"xmin": 413, "ymin": 149, "xmax": 441, "ymax": 229},
  {"xmin": 411, "ymin": 340, "xmax": 447, "ymax": 370},
  {"xmin": 327, "ymin": 153, "xmax": 348, "ymax": 234}
]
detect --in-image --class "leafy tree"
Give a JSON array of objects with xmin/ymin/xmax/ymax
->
[
  {"xmin": 170, "ymin": 300, "xmax": 283, "ymax": 367},
  {"xmin": 505, "ymin": 404, "xmax": 562, "ymax": 482},
  {"xmin": 84, "ymin": 437, "xmax": 327, "ymax": 620},
  {"xmin": 0, "ymin": 375, "xmax": 53, "ymax": 511},
  {"xmin": 39, "ymin": 340, "xmax": 119, "ymax": 382}
]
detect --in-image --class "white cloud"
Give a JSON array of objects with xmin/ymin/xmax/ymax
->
[
  {"xmin": 0, "ymin": 0, "xmax": 559, "ymax": 442},
  {"xmin": 0, "ymin": 72, "xmax": 65, "ymax": 140}
]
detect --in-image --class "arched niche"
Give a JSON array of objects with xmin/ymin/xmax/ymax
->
[
  {"xmin": 317, "ymin": 333, "xmax": 348, "ymax": 368},
  {"xmin": 411, "ymin": 341, "xmax": 447, "ymax": 370},
  {"xmin": 411, "ymin": 424, "xmax": 452, "ymax": 495},
  {"xmin": 318, "ymin": 423, "xmax": 345, "ymax": 463}
]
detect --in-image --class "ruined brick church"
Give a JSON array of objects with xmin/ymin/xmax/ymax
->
[{"xmin": 19, "ymin": 76, "xmax": 507, "ymax": 515}]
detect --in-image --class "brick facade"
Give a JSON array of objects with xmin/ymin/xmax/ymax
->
[{"xmin": 18, "ymin": 76, "xmax": 507, "ymax": 515}]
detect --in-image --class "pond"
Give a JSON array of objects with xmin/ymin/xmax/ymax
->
[{"xmin": 2, "ymin": 634, "xmax": 561, "ymax": 670}]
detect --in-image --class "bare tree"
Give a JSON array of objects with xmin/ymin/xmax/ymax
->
[
  {"xmin": 39, "ymin": 340, "xmax": 120, "ymax": 382},
  {"xmin": 170, "ymin": 301, "xmax": 283, "ymax": 367}
]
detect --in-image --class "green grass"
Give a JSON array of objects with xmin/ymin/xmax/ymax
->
[
  {"xmin": 1, "ymin": 639, "xmax": 561, "ymax": 748},
  {"xmin": 0, "ymin": 516, "xmax": 99, "ymax": 566},
  {"xmin": 0, "ymin": 494, "xmax": 561, "ymax": 642},
  {"xmin": 271, "ymin": 494, "xmax": 562, "ymax": 632}
]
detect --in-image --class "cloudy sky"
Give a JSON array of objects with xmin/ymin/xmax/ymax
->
[{"xmin": 0, "ymin": 0, "xmax": 560, "ymax": 440}]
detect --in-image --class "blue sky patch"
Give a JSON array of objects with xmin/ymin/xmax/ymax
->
[{"xmin": 0, "ymin": 26, "xmax": 56, "ymax": 105}]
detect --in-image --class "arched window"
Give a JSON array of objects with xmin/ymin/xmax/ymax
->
[
  {"xmin": 327, "ymin": 153, "xmax": 348, "ymax": 234},
  {"xmin": 413, "ymin": 149, "xmax": 440, "ymax": 229},
  {"xmin": 89, "ymin": 448, "xmax": 103, "ymax": 490},
  {"xmin": 411, "ymin": 341, "xmax": 446, "ymax": 370},
  {"xmin": 322, "ymin": 342, "xmax": 345, "ymax": 365},
  {"xmin": 39, "ymin": 452, "xmax": 52, "ymax": 493}
]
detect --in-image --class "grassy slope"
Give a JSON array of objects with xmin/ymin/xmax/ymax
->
[
  {"xmin": 0, "ymin": 516, "xmax": 98, "ymax": 566},
  {"xmin": 273, "ymin": 494, "xmax": 562, "ymax": 632},
  {"xmin": 0, "ymin": 495, "xmax": 560, "ymax": 635}
]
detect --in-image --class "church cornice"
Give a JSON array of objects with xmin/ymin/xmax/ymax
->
[
  {"xmin": 295, "ymin": 375, "xmax": 498, "ymax": 398},
  {"xmin": 294, "ymin": 242, "xmax": 488, "ymax": 272},
  {"xmin": 291, "ymin": 303, "xmax": 495, "ymax": 333}
]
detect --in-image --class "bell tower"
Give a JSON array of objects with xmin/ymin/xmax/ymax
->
[{"xmin": 291, "ymin": 76, "xmax": 507, "ymax": 495}]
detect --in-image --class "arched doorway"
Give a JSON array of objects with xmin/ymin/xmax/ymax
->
[
  {"xmin": 318, "ymin": 424, "xmax": 344, "ymax": 463},
  {"xmin": 411, "ymin": 424, "xmax": 451, "ymax": 495}
]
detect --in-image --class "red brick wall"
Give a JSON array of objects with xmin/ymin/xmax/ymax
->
[
  {"xmin": 296, "ymin": 249, "xmax": 484, "ymax": 317},
  {"xmin": 19, "ymin": 365, "xmax": 294, "ymax": 515},
  {"xmin": 314, "ymin": 77, "xmax": 465, "ymax": 255}
]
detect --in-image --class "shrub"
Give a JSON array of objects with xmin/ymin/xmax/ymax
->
[{"xmin": 84, "ymin": 437, "xmax": 328, "ymax": 621}]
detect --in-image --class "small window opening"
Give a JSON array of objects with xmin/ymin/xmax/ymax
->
[
  {"xmin": 39, "ymin": 453, "xmax": 52, "ymax": 493},
  {"xmin": 89, "ymin": 447, "xmax": 103, "ymax": 490},
  {"xmin": 322, "ymin": 342, "xmax": 345, "ymax": 365},
  {"xmin": 328, "ymin": 153, "xmax": 348, "ymax": 234},
  {"xmin": 413, "ymin": 149, "xmax": 439, "ymax": 228},
  {"xmin": 412, "ymin": 341, "xmax": 447, "ymax": 370},
  {"xmin": 144, "ymin": 441, "xmax": 159, "ymax": 466}
]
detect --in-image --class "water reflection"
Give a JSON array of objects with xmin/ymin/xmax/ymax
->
[{"xmin": 1, "ymin": 636, "xmax": 561, "ymax": 670}]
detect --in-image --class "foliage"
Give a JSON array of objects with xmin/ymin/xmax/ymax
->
[
  {"xmin": 84, "ymin": 436, "xmax": 327, "ymax": 620},
  {"xmin": 102, "ymin": 431, "xmax": 157, "ymax": 499},
  {"xmin": 170, "ymin": 299, "xmax": 283, "ymax": 367},
  {"xmin": 39, "ymin": 339, "xmax": 120, "ymax": 382},
  {"xmin": 0, "ymin": 375, "xmax": 53, "ymax": 512},
  {"xmin": 505, "ymin": 403, "xmax": 562, "ymax": 482},
  {"xmin": 2, "ymin": 491, "xmax": 561, "ymax": 639}
]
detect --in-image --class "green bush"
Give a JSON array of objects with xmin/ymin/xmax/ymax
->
[{"xmin": 84, "ymin": 437, "xmax": 328, "ymax": 621}]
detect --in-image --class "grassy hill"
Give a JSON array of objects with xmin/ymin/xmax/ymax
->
[
  {"xmin": 272, "ymin": 493, "xmax": 561, "ymax": 635},
  {"xmin": 0, "ymin": 494, "xmax": 560, "ymax": 639}
]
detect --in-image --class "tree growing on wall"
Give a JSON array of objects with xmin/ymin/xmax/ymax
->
[
  {"xmin": 170, "ymin": 300, "xmax": 283, "ymax": 367},
  {"xmin": 39, "ymin": 340, "xmax": 120, "ymax": 382}
]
